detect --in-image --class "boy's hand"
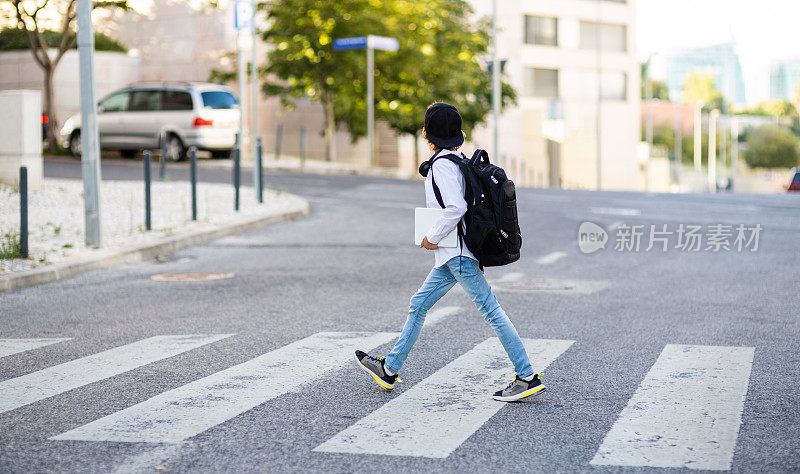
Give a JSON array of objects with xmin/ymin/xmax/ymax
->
[{"xmin": 420, "ymin": 237, "xmax": 439, "ymax": 250}]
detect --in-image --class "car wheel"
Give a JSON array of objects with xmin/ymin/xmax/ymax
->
[
  {"xmin": 164, "ymin": 134, "xmax": 186, "ymax": 161},
  {"xmin": 120, "ymin": 150, "xmax": 138, "ymax": 159},
  {"xmin": 211, "ymin": 149, "xmax": 232, "ymax": 159},
  {"xmin": 69, "ymin": 131, "xmax": 81, "ymax": 158}
]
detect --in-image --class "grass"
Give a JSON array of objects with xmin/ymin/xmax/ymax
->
[{"xmin": 0, "ymin": 232, "xmax": 21, "ymax": 260}]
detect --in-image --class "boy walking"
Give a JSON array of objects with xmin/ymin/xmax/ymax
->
[{"xmin": 355, "ymin": 102, "xmax": 544, "ymax": 402}]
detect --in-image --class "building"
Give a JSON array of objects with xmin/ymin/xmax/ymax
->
[
  {"xmin": 466, "ymin": 0, "xmax": 641, "ymax": 190},
  {"xmin": 770, "ymin": 59, "xmax": 800, "ymax": 101},
  {"xmin": 664, "ymin": 43, "xmax": 746, "ymax": 105}
]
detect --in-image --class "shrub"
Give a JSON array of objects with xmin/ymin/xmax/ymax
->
[{"xmin": 742, "ymin": 124, "xmax": 800, "ymax": 169}]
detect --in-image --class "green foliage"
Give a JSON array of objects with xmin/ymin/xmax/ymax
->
[
  {"xmin": 640, "ymin": 61, "xmax": 669, "ymax": 100},
  {"xmin": 259, "ymin": 0, "xmax": 516, "ymax": 147},
  {"xmin": 742, "ymin": 124, "xmax": 799, "ymax": 169},
  {"xmin": 0, "ymin": 27, "xmax": 127, "ymax": 52},
  {"xmin": 0, "ymin": 232, "xmax": 21, "ymax": 260},
  {"xmin": 681, "ymin": 72, "xmax": 725, "ymax": 112}
]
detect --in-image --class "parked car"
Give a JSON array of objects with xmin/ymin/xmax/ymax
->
[
  {"xmin": 59, "ymin": 82, "xmax": 239, "ymax": 160},
  {"xmin": 788, "ymin": 167, "xmax": 800, "ymax": 192}
]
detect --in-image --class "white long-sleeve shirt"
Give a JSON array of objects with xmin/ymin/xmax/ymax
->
[{"xmin": 424, "ymin": 150, "xmax": 478, "ymax": 268}]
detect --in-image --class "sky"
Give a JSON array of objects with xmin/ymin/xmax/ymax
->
[{"xmin": 636, "ymin": 0, "xmax": 800, "ymax": 104}]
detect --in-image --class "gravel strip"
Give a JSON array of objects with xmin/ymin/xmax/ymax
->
[{"xmin": 0, "ymin": 178, "xmax": 303, "ymax": 273}]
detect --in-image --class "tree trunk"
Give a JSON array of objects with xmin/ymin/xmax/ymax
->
[
  {"xmin": 43, "ymin": 66, "xmax": 58, "ymax": 154},
  {"xmin": 322, "ymin": 92, "xmax": 336, "ymax": 162}
]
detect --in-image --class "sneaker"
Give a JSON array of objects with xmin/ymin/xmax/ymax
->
[
  {"xmin": 354, "ymin": 350, "xmax": 399, "ymax": 390},
  {"xmin": 492, "ymin": 374, "xmax": 546, "ymax": 402}
]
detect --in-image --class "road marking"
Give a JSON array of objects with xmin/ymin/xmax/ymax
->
[
  {"xmin": 589, "ymin": 207, "xmax": 641, "ymax": 216},
  {"xmin": 0, "ymin": 335, "xmax": 231, "ymax": 415},
  {"xmin": 590, "ymin": 344, "xmax": 755, "ymax": 471},
  {"xmin": 52, "ymin": 331, "xmax": 398, "ymax": 443},
  {"xmin": 0, "ymin": 338, "xmax": 71, "ymax": 359},
  {"xmin": 423, "ymin": 306, "xmax": 461, "ymax": 327},
  {"xmin": 497, "ymin": 272, "xmax": 524, "ymax": 283},
  {"xmin": 314, "ymin": 337, "xmax": 575, "ymax": 458},
  {"xmin": 535, "ymin": 251, "xmax": 567, "ymax": 265}
]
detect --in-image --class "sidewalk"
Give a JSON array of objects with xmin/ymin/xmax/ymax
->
[{"xmin": 0, "ymin": 178, "xmax": 309, "ymax": 292}]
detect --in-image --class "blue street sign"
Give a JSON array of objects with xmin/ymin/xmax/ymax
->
[
  {"xmin": 333, "ymin": 35, "xmax": 399, "ymax": 52},
  {"xmin": 333, "ymin": 36, "xmax": 369, "ymax": 50},
  {"xmin": 234, "ymin": 0, "xmax": 254, "ymax": 30}
]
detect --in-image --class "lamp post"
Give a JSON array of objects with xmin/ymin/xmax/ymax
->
[
  {"xmin": 491, "ymin": 0, "xmax": 500, "ymax": 165},
  {"xmin": 77, "ymin": 0, "xmax": 101, "ymax": 246}
]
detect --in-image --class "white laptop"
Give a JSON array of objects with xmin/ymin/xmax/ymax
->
[{"xmin": 414, "ymin": 208, "xmax": 458, "ymax": 247}]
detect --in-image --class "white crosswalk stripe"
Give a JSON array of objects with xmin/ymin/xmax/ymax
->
[
  {"xmin": 0, "ymin": 338, "xmax": 71, "ymax": 359},
  {"xmin": 0, "ymin": 335, "xmax": 232, "ymax": 415},
  {"xmin": 52, "ymin": 331, "xmax": 398, "ymax": 444},
  {"xmin": 590, "ymin": 344, "xmax": 755, "ymax": 470},
  {"xmin": 535, "ymin": 251, "xmax": 567, "ymax": 265},
  {"xmin": 422, "ymin": 306, "xmax": 461, "ymax": 327},
  {"xmin": 314, "ymin": 337, "xmax": 575, "ymax": 458}
]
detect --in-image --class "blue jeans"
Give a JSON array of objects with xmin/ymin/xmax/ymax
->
[{"xmin": 384, "ymin": 256, "xmax": 534, "ymax": 377}]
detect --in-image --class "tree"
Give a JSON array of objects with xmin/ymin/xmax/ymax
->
[
  {"xmin": 373, "ymin": 0, "xmax": 516, "ymax": 167},
  {"xmin": 640, "ymin": 62, "xmax": 669, "ymax": 100},
  {"xmin": 258, "ymin": 0, "xmax": 517, "ymax": 164},
  {"xmin": 681, "ymin": 72, "xmax": 724, "ymax": 112},
  {"xmin": 260, "ymin": 0, "xmax": 389, "ymax": 162},
  {"xmin": 742, "ymin": 124, "xmax": 799, "ymax": 169},
  {"xmin": 3, "ymin": 0, "xmax": 129, "ymax": 152}
]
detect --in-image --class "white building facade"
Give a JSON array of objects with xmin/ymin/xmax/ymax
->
[{"xmin": 466, "ymin": 0, "xmax": 640, "ymax": 190}]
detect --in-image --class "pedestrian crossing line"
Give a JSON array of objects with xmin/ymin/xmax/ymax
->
[
  {"xmin": 0, "ymin": 335, "xmax": 232, "ymax": 415},
  {"xmin": 313, "ymin": 337, "xmax": 575, "ymax": 458},
  {"xmin": 51, "ymin": 331, "xmax": 398, "ymax": 444},
  {"xmin": 0, "ymin": 338, "xmax": 71, "ymax": 359},
  {"xmin": 590, "ymin": 344, "xmax": 755, "ymax": 471},
  {"xmin": 535, "ymin": 251, "xmax": 567, "ymax": 265},
  {"xmin": 422, "ymin": 306, "xmax": 461, "ymax": 327}
]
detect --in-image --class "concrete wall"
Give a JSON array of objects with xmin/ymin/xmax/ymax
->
[
  {"xmin": 0, "ymin": 90, "xmax": 42, "ymax": 188},
  {"xmin": 0, "ymin": 50, "xmax": 140, "ymax": 132}
]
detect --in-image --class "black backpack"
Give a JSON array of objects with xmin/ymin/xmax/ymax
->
[{"xmin": 426, "ymin": 149, "xmax": 522, "ymax": 268}]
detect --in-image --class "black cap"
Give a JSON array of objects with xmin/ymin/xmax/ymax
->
[{"xmin": 424, "ymin": 102, "xmax": 464, "ymax": 148}]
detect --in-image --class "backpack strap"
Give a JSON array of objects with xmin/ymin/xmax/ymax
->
[{"xmin": 429, "ymin": 151, "xmax": 465, "ymax": 209}]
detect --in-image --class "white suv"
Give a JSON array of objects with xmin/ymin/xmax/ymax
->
[{"xmin": 60, "ymin": 82, "xmax": 240, "ymax": 160}]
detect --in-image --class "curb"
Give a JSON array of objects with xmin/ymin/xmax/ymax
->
[{"xmin": 0, "ymin": 200, "xmax": 310, "ymax": 293}]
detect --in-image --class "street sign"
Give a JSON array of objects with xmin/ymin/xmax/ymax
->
[
  {"xmin": 332, "ymin": 36, "xmax": 368, "ymax": 50},
  {"xmin": 234, "ymin": 0, "xmax": 254, "ymax": 30},
  {"xmin": 332, "ymin": 35, "xmax": 399, "ymax": 52}
]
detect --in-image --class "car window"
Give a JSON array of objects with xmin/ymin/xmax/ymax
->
[
  {"xmin": 129, "ymin": 90, "xmax": 162, "ymax": 112},
  {"xmin": 162, "ymin": 90, "xmax": 194, "ymax": 111},
  {"xmin": 201, "ymin": 91, "xmax": 238, "ymax": 109},
  {"xmin": 99, "ymin": 92, "xmax": 129, "ymax": 113}
]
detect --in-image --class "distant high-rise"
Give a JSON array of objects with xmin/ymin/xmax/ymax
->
[
  {"xmin": 665, "ymin": 43, "xmax": 746, "ymax": 105},
  {"xmin": 770, "ymin": 59, "xmax": 800, "ymax": 101}
]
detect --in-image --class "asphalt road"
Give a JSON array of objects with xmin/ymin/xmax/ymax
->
[{"xmin": 1, "ymin": 157, "xmax": 799, "ymax": 472}]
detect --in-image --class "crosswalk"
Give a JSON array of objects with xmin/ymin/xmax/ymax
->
[{"xmin": 0, "ymin": 329, "xmax": 756, "ymax": 470}]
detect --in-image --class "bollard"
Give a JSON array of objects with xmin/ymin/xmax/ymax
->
[
  {"xmin": 159, "ymin": 132, "xmax": 167, "ymax": 180},
  {"xmin": 190, "ymin": 146, "xmax": 198, "ymax": 221},
  {"xmin": 300, "ymin": 126, "xmax": 307, "ymax": 168},
  {"xmin": 256, "ymin": 137, "xmax": 263, "ymax": 203},
  {"xmin": 274, "ymin": 123, "xmax": 283, "ymax": 160},
  {"xmin": 144, "ymin": 150, "xmax": 152, "ymax": 231},
  {"xmin": 233, "ymin": 133, "xmax": 240, "ymax": 211},
  {"xmin": 19, "ymin": 167, "xmax": 28, "ymax": 258}
]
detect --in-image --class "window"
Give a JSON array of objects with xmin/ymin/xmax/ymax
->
[
  {"xmin": 523, "ymin": 68, "xmax": 559, "ymax": 98},
  {"xmin": 98, "ymin": 92, "xmax": 129, "ymax": 113},
  {"xmin": 162, "ymin": 90, "xmax": 194, "ymax": 111},
  {"xmin": 201, "ymin": 91, "xmax": 238, "ymax": 109},
  {"xmin": 128, "ymin": 90, "xmax": 162, "ymax": 112},
  {"xmin": 579, "ymin": 21, "xmax": 627, "ymax": 52},
  {"xmin": 524, "ymin": 16, "xmax": 558, "ymax": 46},
  {"xmin": 601, "ymin": 72, "xmax": 627, "ymax": 100}
]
